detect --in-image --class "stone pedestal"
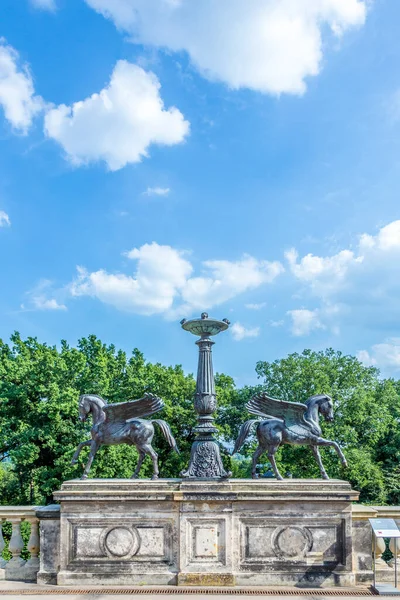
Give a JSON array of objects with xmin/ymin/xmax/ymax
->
[{"xmin": 53, "ymin": 478, "xmax": 358, "ymax": 587}]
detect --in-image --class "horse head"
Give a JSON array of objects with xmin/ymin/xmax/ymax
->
[
  {"xmin": 78, "ymin": 394, "xmax": 105, "ymax": 423},
  {"xmin": 308, "ymin": 394, "xmax": 334, "ymax": 422},
  {"xmin": 78, "ymin": 395, "xmax": 90, "ymax": 422}
]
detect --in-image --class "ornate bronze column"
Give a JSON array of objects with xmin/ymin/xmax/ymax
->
[{"xmin": 180, "ymin": 312, "xmax": 232, "ymax": 479}]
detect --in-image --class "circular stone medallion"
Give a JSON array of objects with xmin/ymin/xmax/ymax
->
[
  {"xmin": 272, "ymin": 526, "xmax": 313, "ymax": 559},
  {"xmin": 100, "ymin": 526, "xmax": 140, "ymax": 559}
]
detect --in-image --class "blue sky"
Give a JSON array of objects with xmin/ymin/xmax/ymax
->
[{"xmin": 1, "ymin": 0, "xmax": 400, "ymax": 385}]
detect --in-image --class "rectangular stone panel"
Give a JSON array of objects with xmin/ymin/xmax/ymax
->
[
  {"xmin": 245, "ymin": 525, "xmax": 276, "ymax": 559},
  {"xmin": 240, "ymin": 518, "xmax": 345, "ymax": 566},
  {"xmin": 136, "ymin": 527, "xmax": 165, "ymax": 557},
  {"xmin": 74, "ymin": 527, "xmax": 103, "ymax": 558},
  {"xmin": 68, "ymin": 518, "xmax": 174, "ymax": 565},
  {"xmin": 186, "ymin": 519, "xmax": 226, "ymax": 566}
]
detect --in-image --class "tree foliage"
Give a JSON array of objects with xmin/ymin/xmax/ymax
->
[{"xmin": 0, "ymin": 336, "xmax": 399, "ymax": 506}]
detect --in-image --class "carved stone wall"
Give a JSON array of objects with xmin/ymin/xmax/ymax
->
[{"xmin": 53, "ymin": 479, "xmax": 358, "ymax": 587}]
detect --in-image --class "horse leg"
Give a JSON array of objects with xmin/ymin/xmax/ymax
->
[
  {"xmin": 316, "ymin": 437, "xmax": 348, "ymax": 467},
  {"xmin": 81, "ymin": 440, "xmax": 99, "ymax": 480},
  {"xmin": 131, "ymin": 450, "xmax": 146, "ymax": 479},
  {"xmin": 312, "ymin": 446, "xmax": 329, "ymax": 479},
  {"xmin": 268, "ymin": 445, "xmax": 283, "ymax": 480},
  {"xmin": 251, "ymin": 446, "xmax": 263, "ymax": 479},
  {"xmin": 142, "ymin": 444, "xmax": 159, "ymax": 480},
  {"xmin": 71, "ymin": 440, "xmax": 92, "ymax": 465}
]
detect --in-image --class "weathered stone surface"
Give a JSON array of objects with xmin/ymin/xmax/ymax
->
[
  {"xmin": 53, "ymin": 478, "xmax": 358, "ymax": 587},
  {"xmin": 351, "ymin": 505, "xmax": 376, "ymax": 585},
  {"xmin": 35, "ymin": 505, "xmax": 60, "ymax": 585}
]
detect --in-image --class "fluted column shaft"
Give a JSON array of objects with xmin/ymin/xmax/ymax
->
[
  {"xmin": 194, "ymin": 337, "xmax": 217, "ymax": 423},
  {"xmin": 196, "ymin": 337, "xmax": 215, "ymax": 397}
]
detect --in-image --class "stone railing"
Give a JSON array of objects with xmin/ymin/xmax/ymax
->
[
  {"xmin": 374, "ymin": 506, "xmax": 400, "ymax": 570},
  {"xmin": 0, "ymin": 505, "xmax": 60, "ymax": 584},
  {"xmin": 0, "ymin": 506, "xmax": 39, "ymax": 582},
  {"xmin": 352, "ymin": 505, "xmax": 400, "ymax": 584}
]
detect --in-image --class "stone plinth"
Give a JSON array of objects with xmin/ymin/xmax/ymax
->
[{"xmin": 53, "ymin": 478, "xmax": 358, "ymax": 587}]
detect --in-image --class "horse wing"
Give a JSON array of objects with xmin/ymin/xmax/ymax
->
[
  {"xmin": 246, "ymin": 393, "xmax": 308, "ymax": 430},
  {"xmin": 103, "ymin": 393, "xmax": 164, "ymax": 423}
]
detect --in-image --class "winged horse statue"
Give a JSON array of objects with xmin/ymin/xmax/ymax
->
[
  {"xmin": 71, "ymin": 393, "xmax": 179, "ymax": 480},
  {"xmin": 233, "ymin": 393, "xmax": 347, "ymax": 480}
]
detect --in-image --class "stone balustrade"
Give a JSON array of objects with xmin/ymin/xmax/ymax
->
[
  {"xmin": 0, "ymin": 506, "xmax": 40, "ymax": 582},
  {"xmin": 351, "ymin": 505, "xmax": 400, "ymax": 584},
  {"xmin": 374, "ymin": 506, "xmax": 400, "ymax": 570}
]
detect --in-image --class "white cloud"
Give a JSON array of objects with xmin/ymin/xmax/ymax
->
[
  {"xmin": 270, "ymin": 319, "xmax": 284, "ymax": 327},
  {"xmin": 0, "ymin": 211, "xmax": 10, "ymax": 227},
  {"xmin": 0, "ymin": 40, "xmax": 43, "ymax": 133},
  {"xmin": 69, "ymin": 243, "xmax": 284, "ymax": 317},
  {"xmin": 245, "ymin": 302, "xmax": 266, "ymax": 310},
  {"xmin": 287, "ymin": 308, "xmax": 323, "ymax": 336},
  {"xmin": 286, "ymin": 219, "xmax": 400, "ymax": 334},
  {"xmin": 357, "ymin": 339, "xmax": 400, "ymax": 372},
  {"xmin": 84, "ymin": 0, "xmax": 368, "ymax": 95},
  {"xmin": 24, "ymin": 280, "xmax": 67, "ymax": 311},
  {"xmin": 71, "ymin": 243, "xmax": 192, "ymax": 315},
  {"xmin": 287, "ymin": 220, "xmax": 400, "ymax": 296},
  {"xmin": 356, "ymin": 349, "xmax": 377, "ymax": 367},
  {"xmin": 231, "ymin": 322, "xmax": 260, "ymax": 341},
  {"xmin": 30, "ymin": 0, "xmax": 57, "ymax": 11},
  {"xmin": 44, "ymin": 60, "xmax": 189, "ymax": 171},
  {"xmin": 143, "ymin": 186, "xmax": 170, "ymax": 196},
  {"xmin": 359, "ymin": 220, "xmax": 400, "ymax": 252},
  {"xmin": 181, "ymin": 256, "xmax": 284, "ymax": 310},
  {"xmin": 33, "ymin": 298, "xmax": 67, "ymax": 310},
  {"xmin": 285, "ymin": 246, "xmax": 359, "ymax": 297}
]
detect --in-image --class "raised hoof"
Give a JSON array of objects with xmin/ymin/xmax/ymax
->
[
  {"xmin": 342, "ymin": 460, "xmax": 348, "ymax": 468},
  {"xmin": 70, "ymin": 459, "xmax": 77, "ymax": 465},
  {"xmin": 151, "ymin": 474, "xmax": 159, "ymax": 481}
]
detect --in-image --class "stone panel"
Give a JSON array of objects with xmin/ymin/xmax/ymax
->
[
  {"xmin": 68, "ymin": 518, "xmax": 173, "ymax": 565},
  {"xmin": 240, "ymin": 518, "xmax": 345, "ymax": 566},
  {"xmin": 188, "ymin": 519, "xmax": 225, "ymax": 564}
]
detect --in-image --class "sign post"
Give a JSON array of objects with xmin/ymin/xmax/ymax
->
[{"xmin": 369, "ymin": 518, "xmax": 400, "ymax": 595}]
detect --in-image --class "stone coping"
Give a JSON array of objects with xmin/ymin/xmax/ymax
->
[
  {"xmin": 351, "ymin": 505, "xmax": 378, "ymax": 519},
  {"xmin": 0, "ymin": 506, "xmax": 39, "ymax": 520},
  {"xmin": 53, "ymin": 478, "xmax": 359, "ymax": 503}
]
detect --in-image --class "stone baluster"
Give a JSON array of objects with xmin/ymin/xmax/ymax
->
[
  {"xmin": 24, "ymin": 519, "xmax": 40, "ymax": 581},
  {"xmin": 0, "ymin": 519, "xmax": 6, "ymax": 579},
  {"xmin": 389, "ymin": 537, "xmax": 400, "ymax": 568},
  {"xmin": 5, "ymin": 518, "xmax": 26, "ymax": 580},
  {"xmin": 375, "ymin": 536, "xmax": 391, "ymax": 569}
]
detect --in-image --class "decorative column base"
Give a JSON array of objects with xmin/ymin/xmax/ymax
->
[{"xmin": 181, "ymin": 437, "xmax": 231, "ymax": 479}]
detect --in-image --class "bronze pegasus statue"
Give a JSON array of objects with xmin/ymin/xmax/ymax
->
[
  {"xmin": 71, "ymin": 393, "xmax": 179, "ymax": 480},
  {"xmin": 233, "ymin": 393, "xmax": 347, "ymax": 480}
]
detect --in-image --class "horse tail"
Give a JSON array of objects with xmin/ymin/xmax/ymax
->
[
  {"xmin": 233, "ymin": 419, "xmax": 259, "ymax": 454},
  {"xmin": 152, "ymin": 420, "xmax": 180, "ymax": 454}
]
